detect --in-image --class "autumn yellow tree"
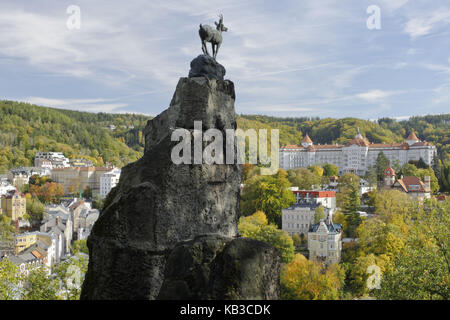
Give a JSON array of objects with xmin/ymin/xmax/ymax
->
[{"xmin": 281, "ymin": 254, "xmax": 345, "ymax": 300}]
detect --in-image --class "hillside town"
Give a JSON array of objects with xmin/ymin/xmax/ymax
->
[
  {"xmin": 0, "ymin": 121, "xmax": 448, "ymax": 301},
  {"xmin": 0, "ymin": 151, "xmax": 120, "ymax": 295}
]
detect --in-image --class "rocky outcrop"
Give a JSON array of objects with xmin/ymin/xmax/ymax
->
[
  {"xmin": 188, "ymin": 54, "xmax": 226, "ymax": 80},
  {"xmin": 81, "ymin": 57, "xmax": 281, "ymax": 300},
  {"xmin": 158, "ymin": 234, "xmax": 281, "ymax": 300}
]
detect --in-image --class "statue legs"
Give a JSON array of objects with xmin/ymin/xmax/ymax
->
[{"xmin": 202, "ymin": 41, "xmax": 209, "ymax": 56}]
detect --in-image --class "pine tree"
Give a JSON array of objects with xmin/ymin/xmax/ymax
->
[{"xmin": 375, "ymin": 151, "xmax": 390, "ymax": 182}]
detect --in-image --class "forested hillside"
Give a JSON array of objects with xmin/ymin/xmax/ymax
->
[
  {"xmin": 1, "ymin": 100, "xmax": 448, "ymax": 184},
  {"xmin": 0, "ymin": 100, "xmax": 149, "ymax": 173},
  {"xmin": 237, "ymin": 114, "xmax": 450, "ymax": 162}
]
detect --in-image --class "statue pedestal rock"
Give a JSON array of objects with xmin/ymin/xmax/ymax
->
[{"xmin": 81, "ymin": 58, "xmax": 281, "ymax": 300}]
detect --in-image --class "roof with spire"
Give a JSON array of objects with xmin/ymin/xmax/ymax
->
[
  {"xmin": 302, "ymin": 134, "xmax": 313, "ymax": 143},
  {"xmin": 407, "ymin": 131, "xmax": 419, "ymax": 141},
  {"xmin": 385, "ymin": 166, "xmax": 395, "ymax": 176},
  {"xmin": 280, "ymin": 128, "xmax": 434, "ymax": 150}
]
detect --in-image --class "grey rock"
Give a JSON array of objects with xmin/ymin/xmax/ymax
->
[
  {"xmin": 81, "ymin": 77, "xmax": 240, "ymax": 300},
  {"xmin": 158, "ymin": 234, "xmax": 281, "ymax": 300},
  {"xmin": 189, "ymin": 55, "xmax": 226, "ymax": 80},
  {"xmin": 81, "ymin": 74, "xmax": 281, "ymax": 300}
]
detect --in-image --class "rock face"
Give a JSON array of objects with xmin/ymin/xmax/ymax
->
[
  {"xmin": 158, "ymin": 234, "xmax": 281, "ymax": 300},
  {"xmin": 189, "ymin": 54, "xmax": 226, "ymax": 80},
  {"xmin": 81, "ymin": 69, "xmax": 281, "ymax": 300}
]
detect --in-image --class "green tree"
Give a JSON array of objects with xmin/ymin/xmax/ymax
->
[
  {"xmin": 238, "ymin": 211, "xmax": 295, "ymax": 263},
  {"xmin": 417, "ymin": 157, "xmax": 429, "ymax": 169},
  {"xmin": 0, "ymin": 258, "xmax": 22, "ymax": 300},
  {"xmin": 287, "ymin": 168, "xmax": 322, "ymax": 190},
  {"xmin": 240, "ymin": 170, "xmax": 295, "ymax": 227},
  {"xmin": 323, "ymin": 164, "xmax": 339, "ymax": 177},
  {"xmin": 82, "ymin": 186, "xmax": 92, "ymax": 199},
  {"xmin": 314, "ymin": 206, "xmax": 325, "ymax": 224},
  {"xmin": 401, "ymin": 163, "xmax": 418, "ymax": 177},
  {"xmin": 26, "ymin": 196, "xmax": 44, "ymax": 222},
  {"xmin": 375, "ymin": 151, "xmax": 390, "ymax": 182},
  {"xmin": 23, "ymin": 267, "xmax": 58, "ymax": 300},
  {"xmin": 71, "ymin": 239, "xmax": 89, "ymax": 255},
  {"xmin": 53, "ymin": 253, "xmax": 89, "ymax": 300},
  {"xmin": 375, "ymin": 199, "xmax": 450, "ymax": 300}
]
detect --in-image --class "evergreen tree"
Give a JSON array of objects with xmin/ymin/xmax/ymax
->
[{"xmin": 375, "ymin": 151, "xmax": 390, "ymax": 182}]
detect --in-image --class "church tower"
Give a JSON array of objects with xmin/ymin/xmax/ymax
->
[
  {"xmin": 384, "ymin": 166, "xmax": 396, "ymax": 187},
  {"xmin": 406, "ymin": 131, "xmax": 420, "ymax": 146},
  {"xmin": 301, "ymin": 134, "xmax": 313, "ymax": 148}
]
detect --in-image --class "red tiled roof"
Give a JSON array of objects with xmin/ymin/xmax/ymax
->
[
  {"xmin": 345, "ymin": 138, "xmax": 369, "ymax": 147},
  {"xmin": 385, "ymin": 166, "xmax": 395, "ymax": 176},
  {"xmin": 393, "ymin": 176, "xmax": 430, "ymax": 193},
  {"xmin": 302, "ymin": 134, "xmax": 313, "ymax": 143},
  {"xmin": 293, "ymin": 190, "xmax": 336, "ymax": 198},
  {"xmin": 407, "ymin": 132, "xmax": 419, "ymax": 141}
]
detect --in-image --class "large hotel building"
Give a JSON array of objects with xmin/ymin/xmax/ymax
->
[{"xmin": 279, "ymin": 130, "xmax": 436, "ymax": 176}]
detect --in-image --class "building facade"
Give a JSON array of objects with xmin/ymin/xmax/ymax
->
[
  {"xmin": 279, "ymin": 131, "xmax": 436, "ymax": 176},
  {"xmin": 282, "ymin": 203, "xmax": 319, "ymax": 236},
  {"xmin": 384, "ymin": 166, "xmax": 431, "ymax": 199},
  {"xmin": 308, "ymin": 218, "xmax": 342, "ymax": 265},
  {"xmin": 99, "ymin": 168, "xmax": 121, "ymax": 198},
  {"xmin": 34, "ymin": 152, "xmax": 70, "ymax": 168},
  {"xmin": 1, "ymin": 190, "xmax": 26, "ymax": 221},
  {"xmin": 293, "ymin": 190, "xmax": 336, "ymax": 211},
  {"xmin": 51, "ymin": 166, "xmax": 115, "ymax": 195}
]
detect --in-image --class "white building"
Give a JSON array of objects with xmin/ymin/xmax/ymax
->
[
  {"xmin": 100, "ymin": 168, "xmax": 121, "ymax": 199},
  {"xmin": 7, "ymin": 167, "xmax": 51, "ymax": 188},
  {"xmin": 77, "ymin": 208, "xmax": 99, "ymax": 240},
  {"xmin": 359, "ymin": 178, "xmax": 375, "ymax": 196},
  {"xmin": 279, "ymin": 130, "xmax": 436, "ymax": 176},
  {"xmin": 0, "ymin": 181, "xmax": 16, "ymax": 196},
  {"xmin": 308, "ymin": 217, "xmax": 343, "ymax": 265},
  {"xmin": 35, "ymin": 152, "xmax": 70, "ymax": 168},
  {"xmin": 35, "ymin": 158, "xmax": 53, "ymax": 169},
  {"xmin": 282, "ymin": 203, "xmax": 319, "ymax": 236},
  {"xmin": 293, "ymin": 190, "xmax": 336, "ymax": 211}
]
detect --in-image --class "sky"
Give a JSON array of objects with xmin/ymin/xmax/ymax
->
[{"xmin": 1, "ymin": 0, "xmax": 449, "ymax": 119}]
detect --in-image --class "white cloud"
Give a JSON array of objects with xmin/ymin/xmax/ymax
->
[
  {"xmin": 379, "ymin": 0, "xmax": 409, "ymax": 12},
  {"xmin": 356, "ymin": 90, "xmax": 400, "ymax": 102},
  {"xmin": 20, "ymin": 97, "xmax": 128, "ymax": 113},
  {"xmin": 404, "ymin": 9, "xmax": 450, "ymax": 38}
]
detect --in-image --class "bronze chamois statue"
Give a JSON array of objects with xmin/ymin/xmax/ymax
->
[{"xmin": 199, "ymin": 14, "xmax": 228, "ymax": 60}]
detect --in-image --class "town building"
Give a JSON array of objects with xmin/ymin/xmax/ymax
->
[
  {"xmin": 40, "ymin": 209, "xmax": 73, "ymax": 257},
  {"xmin": 308, "ymin": 216, "xmax": 342, "ymax": 265},
  {"xmin": 12, "ymin": 232, "xmax": 56, "ymax": 268},
  {"xmin": 34, "ymin": 152, "xmax": 70, "ymax": 168},
  {"xmin": 359, "ymin": 178, "xmax": 375, "ymax": 197},
  {"xmin": 0, "ymin": 180, "xmax": 16, "ymax": 197},
  {"xmin": 77, "ymin": 208, "xmax": 99, "ymax": 240},
  {"xmin": 51, "ymin": 166, "xmax": 115, "ymax": 195},
  {"xmin": 293, "ymin": 190, "xmax": 336, "ymax": 211},
  {"xmin": 282, "ymin": 203, "xmax": 321, "ymax": 236},
  {"xmin": 34, "ymin": 158, "xmax": 53, "ymax": 170},
  {"xmin": 7, "ymin": 167, "xmax": 51, "ymax": 188},
  {"xmin": 282, "ymin": 190, "xmax": 337, "ymax": 236},
  {"xmin": 1, "ymin": 190, "xmax": 26, "ymax": 221},
  {"xmin": 70, "ymin": 158, "xmax": 94, "ymax": 167},
  {"xmin": 100, "ymin": 167, "xmax": 121, "ymax": 198},
  {"xmin": 279, "ymin": 130, "xmax": 436, "ymax": 176},
  {"xmin": 384, "ymin": 166, "xmax": 431, "ymax": 200}
]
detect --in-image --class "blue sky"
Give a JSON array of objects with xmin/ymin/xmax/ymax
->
[{"xmin": 1, "ymin": 0, "xmax": 449, "ymax": 119}]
